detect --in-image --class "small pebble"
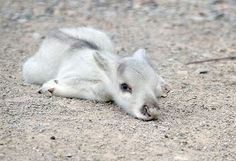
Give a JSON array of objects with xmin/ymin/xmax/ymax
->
[
  {"xmin": 50, "ymin": 136, "xmax": 56, "ymax": 140},
  {"xmin": 0, "ymin": 153, "xmax": 5, "ymax": 159},
  {"xmin": 174, "ymin": 155, "xmax": 189, "ymax": 161},
  {"xmin": 177, "ymin": 70, "xmax": 188, "ymax": 75},
  {"xmin": 32, "ymin": 32, "xmax": 41, "ymax": 40},
  {"xmin": 199, "ymin": 70, "xmax": 208, "ymax": 74},
  {"xmin": 195, "ymin": 68, "xmax": 209, "ymax": 74},
  {"xmin": 66, "ymin": 154, "xmax": 73, "ymax": 158},
  {"xmin": 17, "ymin": 18, "xmax": 28, "ymax": 23}
]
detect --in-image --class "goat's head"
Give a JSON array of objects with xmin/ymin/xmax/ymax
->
[{"xmin": 94, "ymin": 49, "xmax": 170, "ymax": 120}]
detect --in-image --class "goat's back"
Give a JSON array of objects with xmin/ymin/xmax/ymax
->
[{"xmin": 23, "ymin": 27, "xmax": 113, "ymax": 84}]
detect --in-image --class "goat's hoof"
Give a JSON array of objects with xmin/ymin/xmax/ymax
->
[
  {"xmin": 48, "ymin": 88, "xmax": 54, "ymax": 93},
  {"xmin": 161, "ymin": 84, "xmax": 171, "ymax": 98},
  {"xmin": 37, "ymin": 87, "xmax": 55, "ymax": 97}
]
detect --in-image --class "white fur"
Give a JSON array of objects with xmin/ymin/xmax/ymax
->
[{"xmin": 23, "ymin": 27, "xmax": 170, "ymax": 120}]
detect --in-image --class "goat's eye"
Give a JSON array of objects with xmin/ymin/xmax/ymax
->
[{"xmin": 120, "ymin": 83, "xmax": 132, "ymax": 93}]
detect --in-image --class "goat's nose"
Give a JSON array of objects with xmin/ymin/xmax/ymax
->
[
  {"xmin": 141, "ymin": 103, "xmax": 159, "ymax": 117},
  {"xmin": 141, "ymin": 105, "xmax": 152, "ymax": 117}
]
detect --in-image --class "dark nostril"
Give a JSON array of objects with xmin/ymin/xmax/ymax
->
[{"xmin": 141, "ymin": 105, "xmax": 151, "ymax": 117}]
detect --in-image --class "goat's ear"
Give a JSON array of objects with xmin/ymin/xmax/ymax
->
[
  {"xmin": 155, "ymin": 76, "xmax": 171, "ymax": 98},
  {"xmin": 93, "ymin": 52, "xmax": 110, "ymax": 72},
  {"xmin": 133, "ymin": 48, "xmax": 146, "ymax": 60},
  {"xmin": 160, "ymin": 83, "xmax": 171, "ymax": 97}
]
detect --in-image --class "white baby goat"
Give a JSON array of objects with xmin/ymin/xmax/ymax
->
[{"xmin": 23, "ymin": 27, "xmax": 170, "ymax": 120}]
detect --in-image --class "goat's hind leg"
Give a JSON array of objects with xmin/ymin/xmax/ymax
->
[{"xmin": 38, "ymin": 78, "xmax": 111, "ymax": 102}]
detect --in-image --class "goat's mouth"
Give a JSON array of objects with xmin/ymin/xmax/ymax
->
[
  {"xmin": 133, "ymin": 110, "xmax": 159, "ymax": 121},
  {"xmin": 136, "ymin": 114, "xmax": 158, "ymax": 121}
]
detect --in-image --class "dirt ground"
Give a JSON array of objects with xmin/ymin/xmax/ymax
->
[{"xmin": 0, "ymin": 0, "xmax": 236, "ymax": 161}]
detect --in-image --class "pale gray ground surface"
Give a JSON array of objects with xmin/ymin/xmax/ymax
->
[{"xmin": 0, "ymin": 0, "xmax": 236, "ymax": 161}]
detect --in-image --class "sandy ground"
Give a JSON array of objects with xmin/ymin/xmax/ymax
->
[{"xmin": 0, "ymin": 0, "xmax": 236, "ymax": 161}]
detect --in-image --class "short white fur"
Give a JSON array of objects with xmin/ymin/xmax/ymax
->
[{"xmin": 23, "ymin": 27, "xmax": 170, "ymax": 120}]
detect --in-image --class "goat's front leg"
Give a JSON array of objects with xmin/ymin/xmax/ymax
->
[{"xmin": 38, "ymin": 78, "xmax": 111, "ymax": 101}]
